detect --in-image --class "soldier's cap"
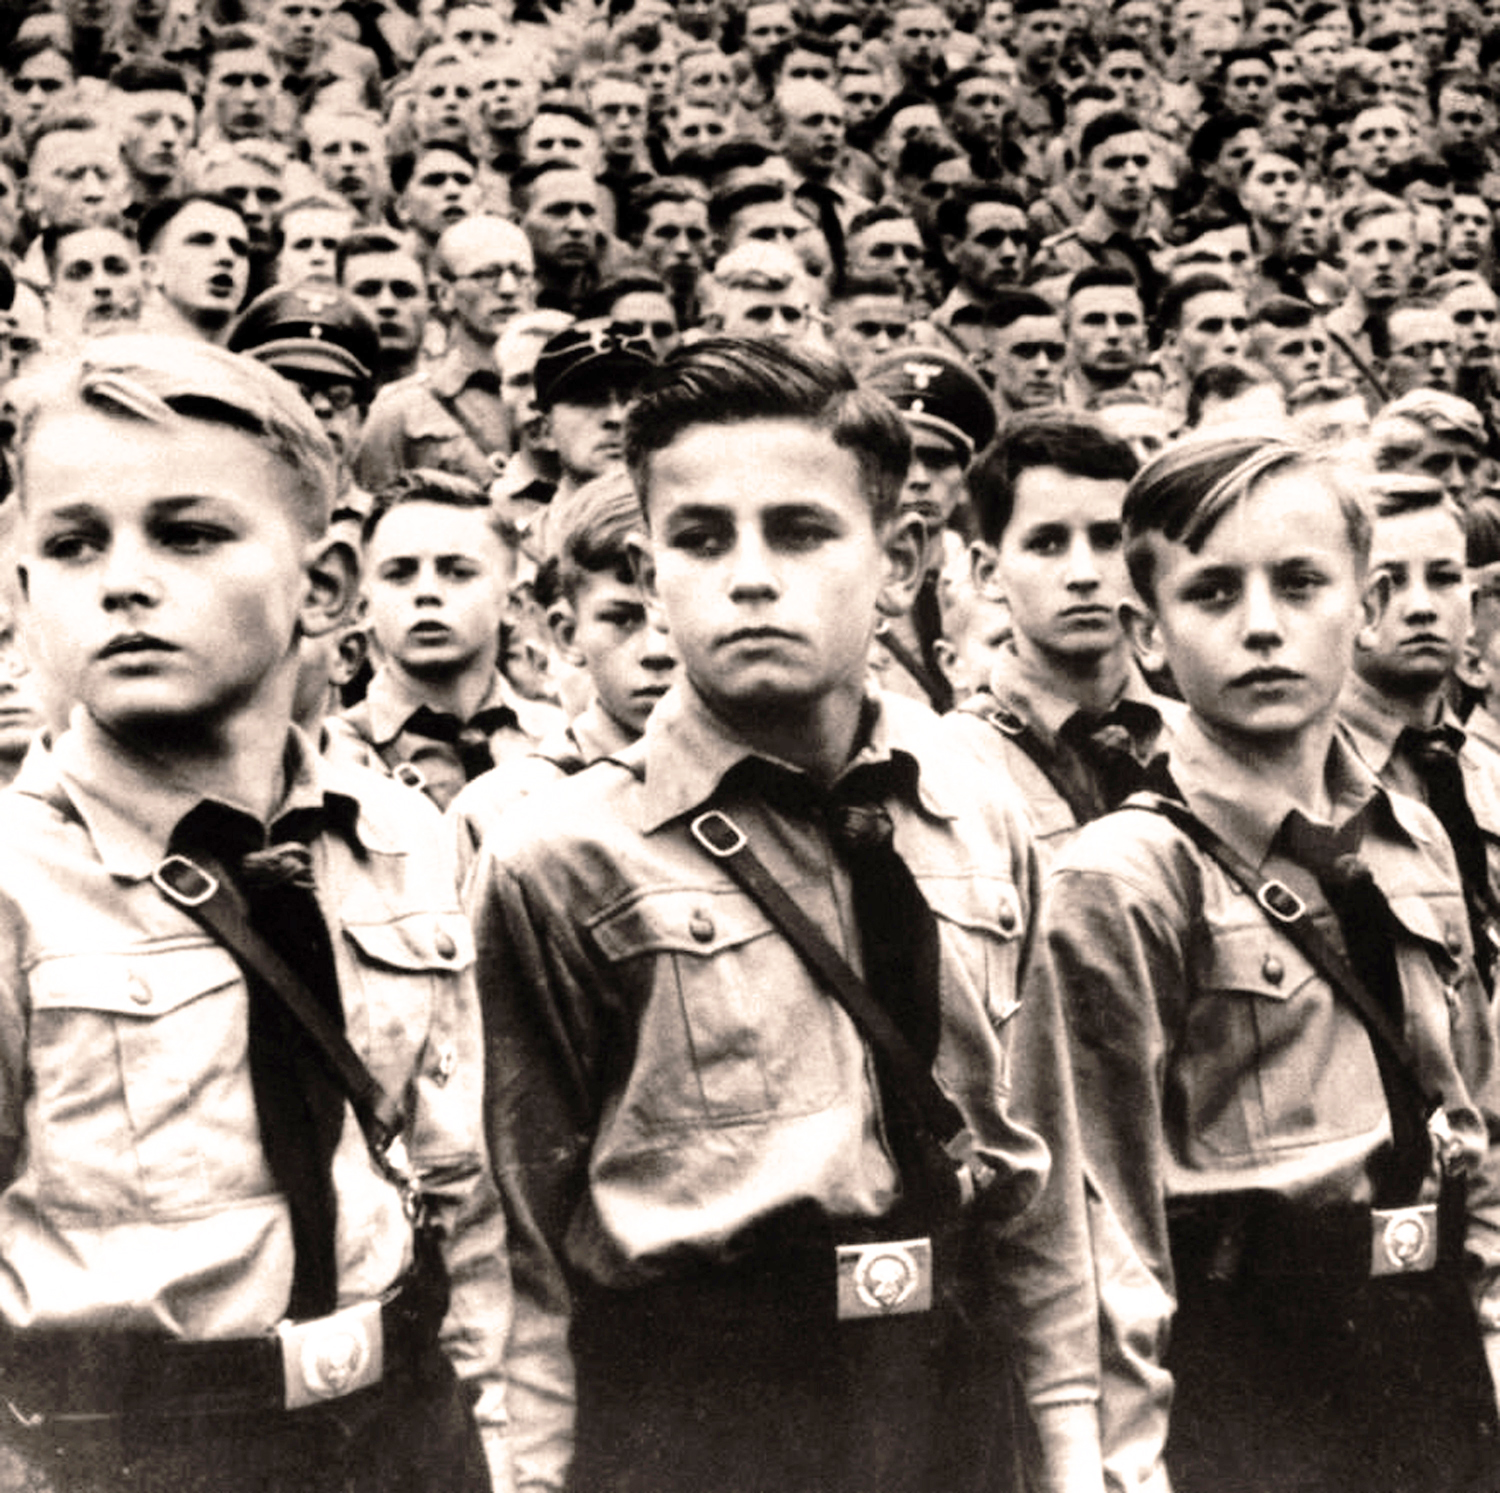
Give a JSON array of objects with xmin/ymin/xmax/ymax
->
[
  {"xmin": 864, "ymin": 346, "xmax": 997, "ymax": 461},
  {"xmin": 228, "ymin": 281, "xmax": 379, "ymax": 394},
  {"xmin": 534, "ymin": 319, "xmax": 657, "ymax": 411}
]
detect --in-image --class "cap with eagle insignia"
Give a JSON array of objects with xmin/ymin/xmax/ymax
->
[
  {"xmin": 228, "ymin": 281, "xmax": 379, "ymax": 394},
  {"xmin": 864, "ymin": 346, "xmax": 997, "ymax": 461}
]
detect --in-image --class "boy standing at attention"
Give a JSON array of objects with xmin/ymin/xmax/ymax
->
[
  {"xmin": 331, "ymin": 469, "xmax": 564, "ymax": 811},
  {"xmin": 1340, "ymin": 477, "xmax": 1500, "ymax": 990},
  {"xmin": 447, "ymin": 470, "xmax": 676, "ymax": 884},
  {"xmin": 469, "ymin": 340, "xmax": 1103, "ymax": 1493},
  {"xmin": 0, "ymin": 337, "xmax": 504, "ymax": 1490},
  {"xmin": 1028, "ymin": 434, "xmax": 1500, "ymax": 1493},
  {"xmin": 943, "ymin": 410, "xmax": 1176, "ymax": 852}
]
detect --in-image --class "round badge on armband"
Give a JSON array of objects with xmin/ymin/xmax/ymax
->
[{"xmin": 836, "ymin": 1237, "xmax": 934, "ymax": 1319}]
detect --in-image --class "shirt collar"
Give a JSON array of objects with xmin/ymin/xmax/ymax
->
[
  {"xmin": 428, "ymin": 341, "xmax": 499, "ymax": 399},
  {"xmin": 986, "ymin": 642, "xmax": 1165, "ymax": 741},
  {"xmin": 635, "ymin": 684, "xmax": 956, "ymax": 834},
  {"xmin": 30, "ymin": 713, "xmax": 372, "ymax": 881},
  {"xmin": 1468, "ymin": 702, "xmax": 1500, "ymax": 758},
  {"xmin": 1339, "ymin": 670, "xmax": 1463, "ymax": 773},
  {"xmin": 1168, "ymin": 711, "xmax": 1428, "ymax": 866}
]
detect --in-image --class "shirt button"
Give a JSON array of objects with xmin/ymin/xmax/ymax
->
[
  {"xmin": 127, "ymin": 973, "xmax": 152, "ymax": 1007},
  {"xmin": 434, "ymin": 1044, "xmax": 457, "ymax": 1086},
  {"xmin": 434, "ymin": 927, "xmax": 458, "ymax": 960},
  {"xmin": 689, "ymin": 910, "xmax": 715, "ymax": 943},
  {"xmin": 996, "ymin": 899, "xmax": 1017, "ymax": 934},
  {"xmin": 1446, "ymin": 926, "xmax": 1465, "ymax": 957},
  {"xmin": 1262, "ymin": 955, "xmax": 1284, "ymax": 986}
]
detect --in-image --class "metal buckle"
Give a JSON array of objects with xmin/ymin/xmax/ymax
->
[
  {"xmin": 151, "ymin": 855, "xmax": 220, "ymax": 908},
  {"xmin": 277, "ymin": 1299, "xmax": 384, "ymax": 1410},
  {"xmin": 835, "ymin": 1237, "xmax": 933, "ymax": 1319},
  {"xmin": 393, "ymin": 762, "xmax": 427, "ymax": 792},
  {"xmin": 1256, "ymin": 878, "xmax": 1306, "ymax": 923},
  {"xmin": 1370, "ymin": 1202, "xmax": 1439, "ymax": 1277},
  {"xmin": 690, "ymin": 810, "xmax": 746, "ymax": 858}
]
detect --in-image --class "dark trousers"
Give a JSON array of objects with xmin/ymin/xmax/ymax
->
[
  {"xmin": 0, "ymin": 1349, "xmax": 489, "ymax": 1493},
  {"xmin": 567, "ymin": 1219, "xmax": 1018, "ymax": 1493},
  {"xmin": 1166, "ymin": 1260, "xmax": 1499, "ymax": 1493}
]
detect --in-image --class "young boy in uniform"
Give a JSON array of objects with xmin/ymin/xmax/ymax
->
[
  {"xmin": 1340, "ymin": 476, "xmax": 1500, "ymax": 990},
  {"xmin": 330, "ymin": 469, "xmax": 565, "ymax": 811},
  {"xmin": 447, "ymin": 470, "xmax": 676, "ymax": 884},
  {"xmin": 469, "ymin": 339, "xmax": 1104, "ymax": 1493},
  {"xmin": 0, "ymin": 336, "xmax": 505, "ymax": 1491},
  {"xmin": 1027, "ymin": 433, "xmax": 1500, "ymax": 1493},
  {"xmin": 942, "ymin": 409, "xmax": 1176, "ymax": 853}
]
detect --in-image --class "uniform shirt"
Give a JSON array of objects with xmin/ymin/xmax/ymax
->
[
  {"xmin": 1026, "ymin": 714, "xmax": 1500, "ymax": 1493},
  {"xmin": 354, "ymin": 341, "xmax": 511, "ymax": 494},
  {"xmin": 0, "ymin": 719, "xmax": 506, "ymax": 1441},
  {"xmin": 942, "ymin": 645, "xmax": 1179, "ymax": 853},
  {"xmin": 328, "ymin": 666, "xmax": 566, "ymax": 812},
  {"xmin": 468, "ymin": 684, "xmax": 1100, "ymax": 1492},
  {"xmin": 1340, "ymin": 671, "xmax": 1500, "ymax": 912},
  {"xmin": 447, "ymin": 698, "xmax": 636, "ymax": 892}
]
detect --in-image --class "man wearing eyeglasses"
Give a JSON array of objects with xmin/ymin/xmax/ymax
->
[
  {"xmin": 230, "ymin": 280, "xmax": 382, "ymax": 528},
  {"xmin": 356, "ymin": 214, "xmax": 533, "ymax": 492}
]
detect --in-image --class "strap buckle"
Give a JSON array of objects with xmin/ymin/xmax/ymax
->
[
  {"xmin": 1256, "ymin": 878, "xmax": 1306, "ymax": 923},
  {"xmin": 393, "ymin": 761, "xmax": 427, "ymax": 792},
  {"xmin": 691, "ymin": 810, "xmax": 747, "ymax": 858},
  {"xmin": 151, "ymin": 854, "xmax": 220, "ymax": 909}
]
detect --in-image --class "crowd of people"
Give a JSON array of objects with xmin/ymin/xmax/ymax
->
[{"xmin": 5, "ymin": 0, "xmax": 1500, "ymax": 1490}]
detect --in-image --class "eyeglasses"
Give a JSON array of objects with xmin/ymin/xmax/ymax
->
[
  {"xmin": 454, "ymin": 263, "xmax": 533, "ymax": 287},
  {"xmin": 292, "ymin": 377, "xmax": 361, "ymax": 412},
  {"xmin": 610, "ymin": 318, "xmax": 676, "ymax": 341}
]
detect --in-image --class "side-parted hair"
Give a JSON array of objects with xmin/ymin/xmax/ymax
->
[
  {"xmin": 9, "ymin": 335, "xmax": 335, "ymax": 536},
  {"xmin": 362, "ymin": 467, "xmax": 518, "ymax": 549},
  {"xmin": 624, "ymin": 338, "xmax": 911, "ymax": 525},
  {"xmin": 1122, "ymin": 433, "xmax": 1372, "ymax": 605},
  {"xmin": 967, "ymin": 409, "xmax": 1138, "ymax": 547},
  {"xmin": 551, "ymin": 469, "xmax": 647, "ymax": 599}
]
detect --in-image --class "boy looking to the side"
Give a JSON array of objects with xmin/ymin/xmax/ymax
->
[
  {"xmin": 0, "ymin": 336, "xmax": 504, "ymax": 1490},
  {"xmin": 469, "ymin": 338, "xmax": 1103, "ymax": 1493},
  {"xmin": 330, "ymin": 468, "xmax": 564, "ymax": 811},
  {"xmin": 1340, "ymin": 476, "xmax": 1500, "ymax": 989},
  {"xmin": 943, "ymin": 409, "xmax": 1175, "ymax": 850},
  {"xmin": 1028, "ymin": 433, "xmax": 1500, "ymax": 1493},
  {"xmin": 447, "ymin": 469, "xmax": 677, "ymax": 883}
]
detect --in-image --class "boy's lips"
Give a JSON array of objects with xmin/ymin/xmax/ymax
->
[
  {"xmin": 1229, "ymin": 665, "xmax": 1302, "ymax": 686},
  {"xmin": 98, "ymin": 634, "xmax": 177, "ymax": 660}
]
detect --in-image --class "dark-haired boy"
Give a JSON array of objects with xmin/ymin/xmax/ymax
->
[
  {"xmin": 330, "ymin": 470, "xmax": 563, "ymax": 811},
  {"xmin": 470, "ymin": 338, "xmax": 1103, "ymax": 1493},
  {"xmin": 1027, "ymin": 433, "xmax": 1500, "ymax": 1493},
  {"xmin": 0, "ymin": 335, "xmax": 503, "ymax": 1489},
  {"xmin": 942, "ymin": 408, "xmax": 1169, "ymax": 849},
  {"xmin": 1340, "ymin": 477, "xmax": 1500, "ymax": 990}
]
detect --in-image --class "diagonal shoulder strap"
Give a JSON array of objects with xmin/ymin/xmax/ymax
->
[
  {"xmin": 1123, "ymin": 793, "xmax": 1436, "ymax": 1114},
  {"xmin": 975, "ymin": 699, "xmax": 1099, "ymax": 826},
  {"xmin": 151, "ymin": 852, "xmax": 417, "ymax": 1198},
  {"xmin": 689, "ymin": 809, "xmax": 967, "ymax": 1146}
]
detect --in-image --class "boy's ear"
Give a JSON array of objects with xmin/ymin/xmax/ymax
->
[
  {"xmin": 1120, "ymin": 595, "xmax": 1165, "ymax": 674},
  {"xmin": 969, "ymin": 539, "xmax": 1005, "ymax": 603},
  {"xmin": 1457, "ymin": 627, "xmax": 1490, "ymax": 695},
  {"xmin": 547, "ymin": 596, "xmax": 584, "ymax": 666},
  {"xmin": 876, "ymin": 512, "xmax": 929, "ymax": 619},
  {"xmin": 298, "ymin": 534, "xmax": 360, "ymax": 640},
  {"xmin": 331, "ymin": 625, "xmax": 369, "ymax": 689},
  {"xmin": 1356, "ymin": 568, "xmax": 1393, "ymax": 656}
]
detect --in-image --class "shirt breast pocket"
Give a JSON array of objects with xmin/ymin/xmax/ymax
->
[
  {"xmin": 1182, "ymin": 920, "xmax": 1383, "ymax": 1163},
  {"xmin": 592, "ymin": 886, "xmax": 846, "ymax": 1130},
  {"xmin": 27, "ymin": 943, "xmax": 265, "ymax": 1214},
  {"xmin": 340, "ymin": 912, "xmax": 473, "ymax": 1094}
]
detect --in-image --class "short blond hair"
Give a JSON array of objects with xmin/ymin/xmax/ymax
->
[{"xmin": 9, "ymin": 335, "xmax": 336, "ymax": 535}]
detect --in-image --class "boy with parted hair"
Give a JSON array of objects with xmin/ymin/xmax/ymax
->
[
  {"xmin": 1028, "ymin": 432, "xmax": 1500, "ymax": 1493},
  {"xmin": 329, "ymin": 468, "xmax": 563, "ymax": 812},
  {"xmin": 448, "ymin": 469, "xmax": 677, "ymax": 881},
  {"xmin": 0, "ymin": 335, "xmax": 504, "ymax": 1490},
  {"xmin": 470, "ymin": 337, "xmax": 1103, "ymax": 1493}
]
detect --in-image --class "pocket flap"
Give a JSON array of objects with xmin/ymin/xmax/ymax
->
[
  {"xmin": 29, "ymin": 943, "xmax": 241, "ymax": 1018},
  {"xmin": 921, "ymin": 873, "xmax": 1024, "ymax": 941},
  {"xmin": 1203, "ymin": 919, "xmax": 1318, "ymax": 1001},
  {"xmin": 593, "ymin": 887, "xmax": 775, "ymax": 961},
  {"xmin": 343, "ymin": 912, "xmax": 474, "ymax": 972}
]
